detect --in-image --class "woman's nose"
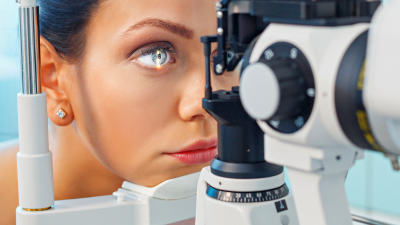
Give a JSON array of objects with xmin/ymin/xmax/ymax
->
[{"xmin": 177, "ymin": 58, "xmax": 212, "ymax": 122}]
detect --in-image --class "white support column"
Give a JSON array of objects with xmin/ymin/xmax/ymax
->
[
  {"xmin": 286, "ymin": 168, "xmax": 352, "ymax": 225},
  {"xmin": 265, "ymin": 136, "xmax": 362, "ymax": 225},
  {"xmin": 17, "ymin": 93, "xmax": 54, "ymax": 210}
]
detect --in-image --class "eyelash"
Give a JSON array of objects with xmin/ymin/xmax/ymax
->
[{"xmin": 139, "ymin": 43, "xmax": 176, "ymax": 56}]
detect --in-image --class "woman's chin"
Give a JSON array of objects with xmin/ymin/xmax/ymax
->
[{"xmin": 124, "ymin": 161, "xmax": 211, "ymax": 188}]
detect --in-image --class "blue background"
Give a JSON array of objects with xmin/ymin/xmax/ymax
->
[
  {"xmin": 0, "ymin": 0, "xmax": 20, "ymax": 143},
  {"xmin": 1, "ymin": 0, "xmax": 399, "ymax": 218}
]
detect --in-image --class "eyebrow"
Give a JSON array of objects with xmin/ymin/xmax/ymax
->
[{"xmin": 123, "ymin": 18, "xmax": 194, "ymax": 39}]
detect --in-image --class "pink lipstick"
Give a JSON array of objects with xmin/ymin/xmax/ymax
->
[{"xmin": 166, "ymin": 138, "xmax": 217, "ymax": 165}]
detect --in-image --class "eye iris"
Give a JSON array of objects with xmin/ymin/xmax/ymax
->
[{"xmin": 152, "ymin": 49, "xmax": 167, "ymax": 66}]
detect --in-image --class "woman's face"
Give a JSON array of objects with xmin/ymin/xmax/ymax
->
[{"xmin": 60, "ymin": 0, "xmax": 238, "ymax": 186}]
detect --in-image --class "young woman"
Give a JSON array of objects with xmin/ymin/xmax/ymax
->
[{"xmin": 0, "ymin": 0, "xmax": 238, "ymax": 224}]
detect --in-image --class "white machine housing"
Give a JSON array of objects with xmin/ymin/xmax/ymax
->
[
  {"xmin": 16, "ymin": 172, "xmax": 198, "ymax": 225},
  {"xmin": 364, "ymin": 0, "xmax": 400, "ymax": 156},
  {"xmin": 247, "ymin": 23, "xmax": 370, "ymax": 149},
  {"xmin": 195, "ymin": 166, "xmax": 298, "ymax": 225},
  {"xmin": 240, "ymin": 23, "xmax": 369, "ymax": 225}
]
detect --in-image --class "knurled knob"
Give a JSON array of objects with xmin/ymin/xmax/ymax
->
[{"xmin": 240, "ymin": 59, "xmax": 306, "ymax": 121}]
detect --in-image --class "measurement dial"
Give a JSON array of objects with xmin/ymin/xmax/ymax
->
[{"xmin": 207, "ymin": 183, "xmax": 289, "ymax": 203}]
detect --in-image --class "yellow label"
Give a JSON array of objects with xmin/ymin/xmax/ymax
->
[
  {"xmin": 356, "ymin": 110, "xmax": 384, "ymax": 153},
  {"xmin": 357, "ymin": 61, "xmax": 366, "ymax": 90}
]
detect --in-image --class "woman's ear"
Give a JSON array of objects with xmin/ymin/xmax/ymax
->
[{"xmin": 40, "ymin": 37, "xmax": 74, "ymax": 126}]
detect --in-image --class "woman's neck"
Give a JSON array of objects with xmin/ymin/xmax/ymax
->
[{"xmin": 49, "ymin": 122, "xmax": 124, "ymax": 200}]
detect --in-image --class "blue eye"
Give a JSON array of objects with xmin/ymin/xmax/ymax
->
[
  {"xmin": 137, "ymin": 49, "xmax": 171, "ymax": 67},
  {"xmin": 152, "ymin": 50, "xmax": 167, "ymax": 65}
]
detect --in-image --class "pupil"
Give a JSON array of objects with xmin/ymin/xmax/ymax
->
[{"xmin": 152, "ymin": 49, "xmax": 167, "ymax": 66}]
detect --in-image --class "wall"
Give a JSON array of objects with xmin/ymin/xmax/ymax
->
[{"xmin": 0, "ymin": 0, "xmax": 20, "ymax": 142}]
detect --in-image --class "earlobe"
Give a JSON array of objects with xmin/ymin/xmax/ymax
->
[
  {"xmin": 40, "ymin": 37, "xmax": 75, "ymax": 126},
  {"xmin": 48, "ymin": 102, "xmax": 74, "ymax": 126}
]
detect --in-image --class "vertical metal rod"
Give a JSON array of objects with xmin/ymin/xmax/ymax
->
[
  {"xmin": 19, "ymin": 6, "xmax": 41, "ymax": 95},
  {"xmin": 204, "ymin": 42, "xmax": 212, "ymax": 100},
  {"xmin": 201, "ymin": 35, "xmax": 217, "ymax": 100}
]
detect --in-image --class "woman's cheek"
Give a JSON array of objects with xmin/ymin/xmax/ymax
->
[
  {"xmin": 86, "ymin": 66, "xmax": 175, "ymax": 147},
  {"xmin": 212, "ymin": 72, "xmax": 239, "ymax": 91}
]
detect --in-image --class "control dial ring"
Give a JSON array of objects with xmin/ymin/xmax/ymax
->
[{"xmin": 207, "ymin": 183, "xmax": 289, "ymax": 203}]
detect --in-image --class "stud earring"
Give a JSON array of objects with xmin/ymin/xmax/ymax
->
[{"xmin": 56, "ymin": 109, "xmax": 67, "ymax": 119}]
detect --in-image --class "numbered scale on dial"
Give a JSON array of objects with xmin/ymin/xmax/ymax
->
[{"xmin": 207, "ymin": 184, "xmax": 289, "ymax": 203}]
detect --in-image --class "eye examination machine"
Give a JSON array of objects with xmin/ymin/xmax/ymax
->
[{"xmin": 11, "ymin": 0, "xmax": 400, "ymax": 224}]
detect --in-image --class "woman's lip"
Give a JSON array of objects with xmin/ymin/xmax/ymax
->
[
  {"xmin": 174, "ymin": 138, "xmax": 218, "ymax": 153},
  {"xmin": 166, "ymin": 146, "xmax": 217, "ymax": 165},
  {"xmin": 165, "ymin": 138, "xmax": 218, "ymax": 165}
]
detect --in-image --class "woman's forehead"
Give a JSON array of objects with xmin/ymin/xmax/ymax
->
[{"xmin": 90, "ymin": 0, "xmax": 217, "ymax": 37}]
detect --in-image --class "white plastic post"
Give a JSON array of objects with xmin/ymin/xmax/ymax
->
[{"xmin": 17, "ymin": 93, "xmax": 54, "ymax": 210}]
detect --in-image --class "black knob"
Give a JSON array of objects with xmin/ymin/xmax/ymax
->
[
  {"xmin": 267, "ymin": 58, "xmax": 307, "ymax": 120},
  {"xmin": 240, "ymin": 42, "xmax": 315, "ymax": 133}
]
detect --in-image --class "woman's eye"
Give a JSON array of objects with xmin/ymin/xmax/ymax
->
[{"xmin": 136, "ymin": 49, "xmax": 172, "ymax": 68}]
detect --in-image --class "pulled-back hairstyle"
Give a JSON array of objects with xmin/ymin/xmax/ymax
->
[{"xmin": 37, "ymin": 0, "xmax": 101, "ymax": 62}]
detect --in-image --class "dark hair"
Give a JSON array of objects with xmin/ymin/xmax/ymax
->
[{"xmin": 37, "ymin": 0, "xmax": 101, "ymax": 62}]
